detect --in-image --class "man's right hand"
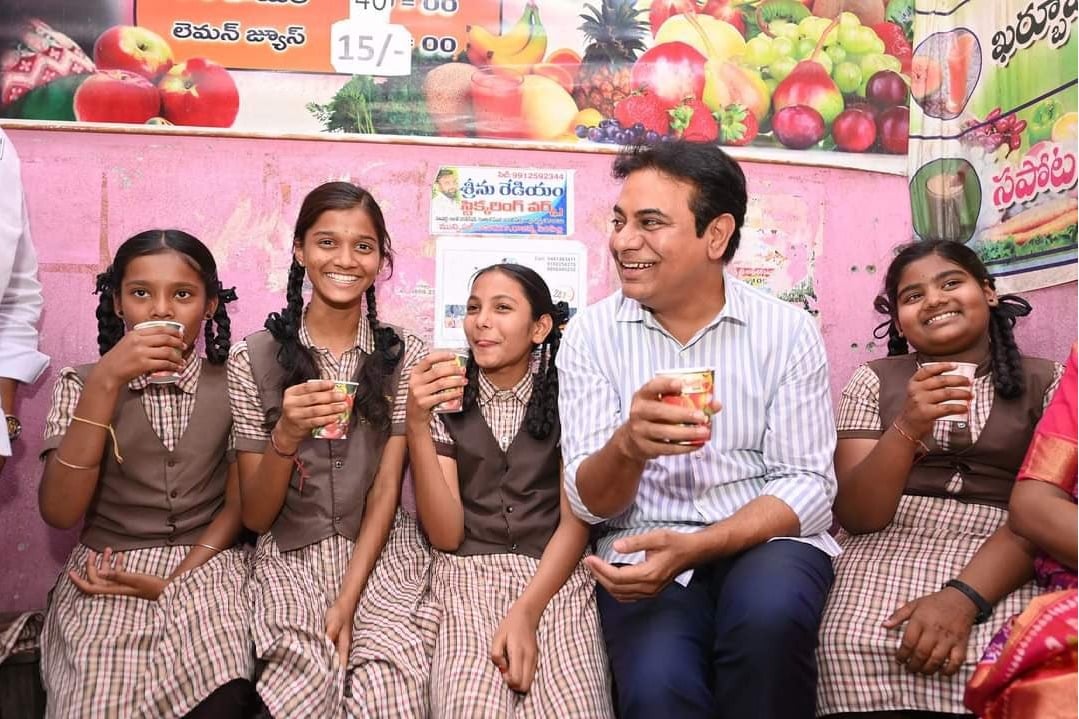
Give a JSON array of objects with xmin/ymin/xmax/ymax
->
[{"xmin": 617, "ymin": 376, "xmax": 721, "ymax": 462}]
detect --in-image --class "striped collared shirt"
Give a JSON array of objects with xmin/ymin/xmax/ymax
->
[{"xmin": 557, "ymin": 274, "xmax": 841, "ymax": 577}]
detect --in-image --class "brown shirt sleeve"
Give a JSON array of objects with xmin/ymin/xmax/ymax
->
[
  {"xmin": 836, "ymin": 364, "xmax": 883, "ymax": 440},
  {"xmin": 41, "ymin": 366, "xmax": 85, "ymax": 456},
  {"xmin": 226, "ymin": 340, "xmax": 269, "ymax": 454},
  {"xmin": 391, "ymin": 331, "xmax": 428, "ymax": 437}
]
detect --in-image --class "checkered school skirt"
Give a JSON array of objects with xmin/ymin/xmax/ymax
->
[
  {"xmin": 40, "ymin": 543, "xmax": 253, "ymax": 719},
  {"xmin": 816, "ymin": 494, "xmax": 1039, "ymax": 715},
  {"xmin": 251, "ymin": 510, "xmax": 432, "ymax": 719},
  {"xmin": 426, "ymin": 551, "xmax": 614, "ymax": 719}
]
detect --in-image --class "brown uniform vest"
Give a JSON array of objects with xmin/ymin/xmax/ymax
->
[
  {"xmin": 243, "ymin": 329, "xmax": 403, "ymax": 552},
  {"xmin": 872, "ymin": 354, "xmax": 1058, "ymax": 509},
  {"xmin": 75, "ymin": 363, "xmax": 231, "ymax": 552},
  {"xmin": 442, "ymin": 403, "xmax": 561, "ymax": 560}
]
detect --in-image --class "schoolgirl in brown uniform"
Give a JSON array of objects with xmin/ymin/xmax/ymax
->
[
  {"xmin": 407, "ymin": 263, "xmax": 613, "ymax": 718},
  {"xmin": 226, "ymin": 182, "xmax": 431, "ymax": 718},
  {"xmin": 38, "ymin": 230, "xmax": 251, "ymax": 718}
]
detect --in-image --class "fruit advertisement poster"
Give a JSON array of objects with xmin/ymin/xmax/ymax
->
[
  {"xmin": 3, "ymin": 0, "xmax": 915, "ymax": 163},
  {"xmin": 429, "ymin": 166, "xmax": 573, "ymax": 236},
  {"xmin": 907, "ymin": 0, "xmax": 1078, "ymax": 292},
  {"xmin": 433, "ymin": 237, "xmax": 587, "ymax": 348}
]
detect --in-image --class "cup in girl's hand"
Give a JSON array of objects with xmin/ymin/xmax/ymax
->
[
  {"xmin": 133, "ymin": 320, "xmax": 186, "ymax": 384},
  {"xmin": 432, "ymin": 351, "xmax": 469, "ymax": 414},
  {"xmin": 656, "ymin": 367, "xmax": 715, "ymax": 445},
  {"xmin": 923, "ymin": 362, "xmax": 977, "ymax": 422},
  {"xmin": 308, "ymin": 380, "xmax": 359, "ymax": 439}
]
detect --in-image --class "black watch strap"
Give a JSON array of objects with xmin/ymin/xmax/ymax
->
[{"xmin": 943, "ymin": 579, "xmax": 992, "ymax": 624}]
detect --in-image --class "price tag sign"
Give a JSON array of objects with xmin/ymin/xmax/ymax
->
[{"xmin": 332, "ymin": 0, "xmax": 412, "ymax": 77}]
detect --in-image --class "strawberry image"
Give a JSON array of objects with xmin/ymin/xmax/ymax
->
[
  {"xmin": 718, "ymin": 103, "xmax": 758, "ymax": 146},
  {"xmin": 669, "ymin": 99, "xmax": 719, "ymax": 143},
  {"xmin": 614, "ymin": 90, "xmax": 672, "ymax": 135}
]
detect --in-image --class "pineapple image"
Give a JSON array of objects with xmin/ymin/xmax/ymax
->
[{"xmin": 573, "ymin": 0, "xmax": 649, "ymax": 118}]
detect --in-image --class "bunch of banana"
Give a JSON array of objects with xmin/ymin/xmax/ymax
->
[{"xmin": 465, "ymin": 2, "xmax": 547, "ymax": 70}]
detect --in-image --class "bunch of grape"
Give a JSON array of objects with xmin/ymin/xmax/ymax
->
[
  {"xmin": 575, "ymin": 119, "xmax": 670, "ymax": 145},
  {"xmin": 742, "ymin": 12, "xmax": 903, "ymax": 97},
  {"xmin": 960, "ymin": 108, "xmax": 1027, "ymax": 155}
]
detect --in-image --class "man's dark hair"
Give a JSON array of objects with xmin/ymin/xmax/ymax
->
[{"xmin": 612, "ymin": 141, "xmax": 747, "ymax": 263}]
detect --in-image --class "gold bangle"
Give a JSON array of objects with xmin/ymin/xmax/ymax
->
[
  {"xmin": 194, "ymin": 542, "xmax": 223, "ymax": 553},
  {"xmin": 53, "ymin": 454, "xmax": 99, "ymax": 471},
  {"xmin": 891, "ymin": 421, "xmax": 930, "ymax": 455},
  {"xmin": 71, "ymin": 416, "xmax": 124, "ymax": 464}
]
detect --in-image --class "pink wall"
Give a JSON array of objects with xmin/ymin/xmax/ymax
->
[{"xmin": 1, "ymin": 127, "xmax": 1075, "ymax": 612}]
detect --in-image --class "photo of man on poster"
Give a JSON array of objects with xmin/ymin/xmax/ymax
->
[{"xmin": 430, "ymin": 167, "xmax": 460, "ymax": 221}]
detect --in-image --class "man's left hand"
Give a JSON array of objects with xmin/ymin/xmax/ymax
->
[
  {"xmin": 584, "ymin": 530, "xmax": 700, "ymax": 601},
  {"xmin": 883, "ymin": 588, "xmax": 977, "ymax": 676}
]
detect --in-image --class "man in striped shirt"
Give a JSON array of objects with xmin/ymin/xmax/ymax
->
[{"xmin": 557, "ymin": 141, "xmax": 840, "ymax": 719}]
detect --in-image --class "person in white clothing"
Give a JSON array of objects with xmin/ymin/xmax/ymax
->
[{"xmin": 0, "ymin": 128, "xmax": 48, "ymax": 471}]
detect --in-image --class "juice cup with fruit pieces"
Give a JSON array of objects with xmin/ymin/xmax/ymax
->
[
  {"xmin": 925, "ymin": 171, "xmax": 966, "ymax": 241},
  {"xmin": 946, "ymin": 33, "xmax": 976, "ymax": 114},
  {"xmin": 471, "ymin": 67, "xmax": 525, "ymax": 139},
  {"xmin": 133, "ymin": 320, "xmax": 186, "ymax": 384},
  {"xmin": 922, "ymin": 362, "xmax": 976, "ymax": 422},
  {"xmin": 308, "ymin": 380, "xmax": 359, "ymax": 439},
  {"xmin": 432, "ymin": 351, "xmax": 469, "ymax": 415},
  {"xmin": 657, "ymin": 367, "xmax": 715, "ymax": 446}
]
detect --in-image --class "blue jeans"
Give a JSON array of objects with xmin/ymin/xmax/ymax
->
[{"xmin": 597, "ymin": 539, "xmax": 834, "ymax": 719}]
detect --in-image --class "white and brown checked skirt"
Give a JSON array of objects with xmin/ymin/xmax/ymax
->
[
  {"xmin": 816, "ymin": 494, "xmax": 1039, "ymax": 715},
  {"xmin": 40, "ymin": 543, "xmax": 253, "ymax": 719},
  {"xmin": 251, "ymin": 510, "xmax": 433, "ymax": 719},
  {"xmin": 426, "ymin": 551, "xmax": 614, "ymax": 719}
]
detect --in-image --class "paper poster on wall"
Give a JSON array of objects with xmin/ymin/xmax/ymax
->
[
  {"xmin": 2, "ymin": 1, "xmax": 912, "ymax": 166},
  {"xmin": 429, "ymin": 166, "xmax": 573, "ymax": 236},
  {"xmin": 907, "ymin": 1, "xmax": 1077, "ymax": 292},
  {"xmin": 729, "ymin": 191, "xmax": 821, "ymax": 313},
  {"xmin": 433, "ymin": 236, "xmax": 586, "ymax": 348}
]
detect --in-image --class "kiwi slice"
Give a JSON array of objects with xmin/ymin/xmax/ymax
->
[{"xmin": 757, "ymin": 0, "xmax": 812, "ymax": 26}]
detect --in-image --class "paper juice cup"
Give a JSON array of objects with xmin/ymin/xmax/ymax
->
[
  {"xmin": 657, "ymin": 367, "xmax": 715, "ymax": 445},
  {"xmin": 133, "ymin": 320, "xmax": 186, "ymax": 384},
  {"xmin": 309, "ymin": 380, "xmax": 359, "ymax": 439},
  {"xmin": 432, "ymin": 351, "xmax": 469, "ymax": 414},
  {"xmin": 923, "ymin": 362, "xmax": 976, "ymax": 422}
]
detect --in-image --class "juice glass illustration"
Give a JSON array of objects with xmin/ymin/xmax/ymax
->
[
  {"xmin": 432, "ymin": 351, "xmax": 469, "ymax": 414},
  {"xmin": 133, "ymin": 320, "xmax": 185, "ymax": 384},
  {"xmin": 922, "ymin": 362, "xmax": 976, "ymax": 422},
  {"xmin": 925, "ymin": 172, "xmax": 966, "ymax": 241},
  {"xmin": 471, "ymin": 67, "xmax": 524, "ymax": 139},
  {"xmin": 657, "ymin": 367, "xmax": 715, "ymax": 446},
  {"xmin": 946, "ymin": 33, "xmax": 976, "ymax": 114},
  {"xmin": 308, "ymin": 380, "xmax": 359, "ymax": 439}
]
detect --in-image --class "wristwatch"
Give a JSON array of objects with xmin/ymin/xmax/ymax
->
[{"xmin": 6, "ymin": 415, "xmax": 21, "ymax": 442}]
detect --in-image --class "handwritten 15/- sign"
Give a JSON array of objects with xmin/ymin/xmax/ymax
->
[{"xmin": 332, "ymin": 0, "xmax": 412, "ymax": 76}]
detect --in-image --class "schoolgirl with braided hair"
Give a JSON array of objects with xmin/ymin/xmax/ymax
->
[
  {"xmin": 406, "ymin": 263, "xmax": 614, "ymax": 717},
  {"xmin": 816, "ymin": 239, "xmax": 1064, "ymax": 717},
  {"xmin": 38, "ymin": 229, "xmax": 253, "ymax": 718},
  {"xmin": 226, "ymin": 181, "xmax": 432, "ymax": 717}
]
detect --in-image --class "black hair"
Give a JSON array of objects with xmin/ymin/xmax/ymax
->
[
  {"xmin": 264, "ymin": 181, "xmax": 402, "ymax": 432},
  {"xmin": 461, "ymin": 263, "xmax": 568, "ymax": 441},
  {"xmin": 93, "ymin": 229, "xmax": 236, "ymax": 364},
  {"xmin": 872, "ymin": 239, "xmax": 1030, "ymax": 399},
  {"xmin": 612, "ymin": 140, "xmax": 747, "ymax": 263}
]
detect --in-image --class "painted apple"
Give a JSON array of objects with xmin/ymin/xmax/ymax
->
[
  {"xmin": 158, "ymin": 58, "xmax": 239, "ymax": 127},
  {"xmin": 94, "ymin": 25, "xmax": 174, "ymax": 81},
  {"xmin": 630, "ymin": 42, "xmax": 708, "ymax": 109},
  {"xmin": 73, "ymin": 70, "xmax": 161, "ymax": 124}
]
